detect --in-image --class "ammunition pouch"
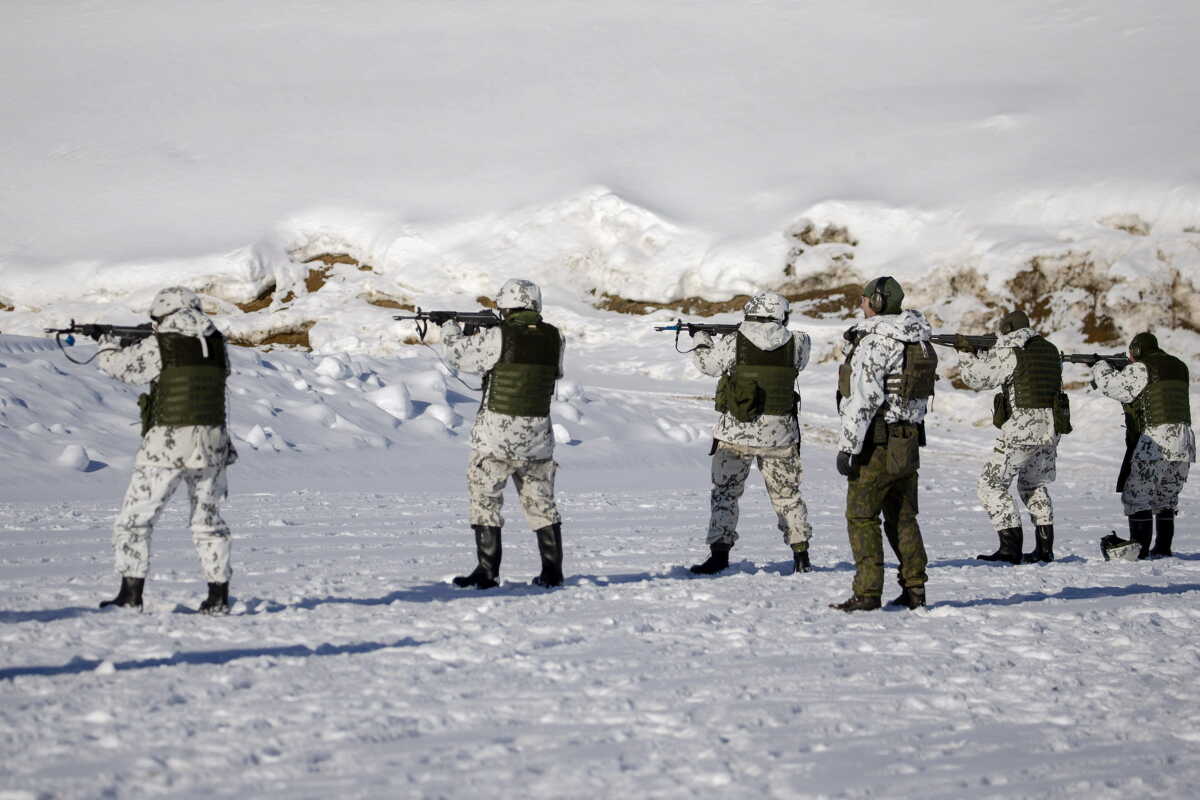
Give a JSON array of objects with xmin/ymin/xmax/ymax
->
[
  {"xmin": 137, "ymin": 390, "xmax": 155, "ymax": 437},
  {"xmin": 1053, "ymin": 391, "xmax": 1072, "ymax": 435},
  {"xmin": 715, "ymin": 372, "xmax": 766, "ymax": 423},
  {"xmin": 837, "ymin": 362, "xmax": 852, "ymax": 400},
  {"xmin": 886, "ymin": 423, "xmax": 921, "ymax": 475},
  {"xmin": 992, "ymin": 391, "xmax": 1011, "ymax": 429}
]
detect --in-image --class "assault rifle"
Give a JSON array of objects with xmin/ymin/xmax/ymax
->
[
  {"xmin": 1061, "ymin": 353, "xmax": 1132, "ymax": 370},
  {"xmin": 44, "ymin": 321, "xmax": 154, "ymax": 364},
  {"xmin": 929, "ymin": 333, "xmax": 997, "ymax": 353},
  {"xmin": 654, "ymin": 319, "xmax": 740, "ymax": 353},
  {"xmin": 392, "ymin": 308, "xmax": 501, "ymax": 341}
]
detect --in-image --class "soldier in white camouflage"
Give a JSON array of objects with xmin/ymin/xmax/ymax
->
[
  {"xmin": 1091, "ymin": 332, "xmax": 1194, "ymax": 559},
  {"xmin": 96, "ymin": 287, "xmax": 238, "ymax": 614},
  {"xmin": 832, "ymin": 277, "xmax": 936, "ymax": 611},
  {"xmin": 955, "ymin": 310, "xmax": 1065, "ymax": 564},
  {"xmin": 686, "ymin": 292, "xmax": 813, "ymax": 575},
  {"xmin": 441, "ymin": 278, "xmax": 566, "ymax": 588}
]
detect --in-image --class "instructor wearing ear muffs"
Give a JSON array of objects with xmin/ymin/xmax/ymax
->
[{"xmin": 832, "ymin": 277, "xmax": 937, "ymax": 611}]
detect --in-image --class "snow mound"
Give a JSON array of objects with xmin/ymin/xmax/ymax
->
[{"xmin": 56, "ymin": 444, "xmax": 89, "ymax": 471}]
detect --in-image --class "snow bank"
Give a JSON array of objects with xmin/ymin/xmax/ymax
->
[{"xmin": 2, "ymin": 187, "xmax": 1198, "ymax": 366}]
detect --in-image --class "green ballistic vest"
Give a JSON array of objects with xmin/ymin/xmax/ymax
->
[
  {"xmin": 147, "ymin": 332, "xmax": 228, "ymax": 430},
  {"xmin": 1010, "ymin": 335, "xmax": 1061, "ymax": 409},
  {"xmin": 1130, "ymin": 350, "xmax": 1191, "ymax": 431},
  {"xmin": 838, "ymin": 332, "xmax": 937, "ymax": 401},
  {"xmin": 484, "ymin": 313, "xmax": 561, "ymax": 417},
  {"xmin": 884, "ymin": 341, "xmax": 938, "ymax": 400},
  {"xmin": 718, "ymin": 332, "xmax": 798, "ymax": 420}
]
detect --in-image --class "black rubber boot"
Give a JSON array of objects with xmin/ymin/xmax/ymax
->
[
  {"xmin": 99, "ymin": 576, "xmax": 144, "ymax": 610},
  {"xmin": 1151, "ymin": 510, "xmax": 1175, "ymax": 557},
  {"xmin": 830, "ymin": 594, "xmax": 882, "ymax": 612},
  {"xmin": 453, "ymin": 525, "xmax": 502, "ymax": 589},
  {"xmin": 1022, "ymin": 524, "xmax": 1055, "ymax": 563},
  {"xmin": 887, "ymin": 587, "xmax": 926, "ymax": 609},
  {"xmin": 978, "ymin": 527, "xmax": 1023, "ymax": 564},
  {"xmin": 199, "ymin": 582, "xmax": 230, "ymax": 615},
  {"xmin": 1129, "ymin": 511, "xmax": 1153, "ymax": 560},
  {"xmin": 690, "ymin": 542, "xmax": 731, "ymax": 575},
  {"xmin": 532, "ymin": 523, "xmax": 564, "ymax": 588},
  {"xmin": 791, "ymin": 547, "xmax": 812, "ymax": 574}
]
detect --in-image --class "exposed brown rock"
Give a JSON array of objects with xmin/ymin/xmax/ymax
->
[
  {"xmin": 303, "ymin": 253, "xmax": 373, "ymax": 272},
  {"xmin": 227, "ymin": 321, "xmax": 315, "ymax": 350},
  {"xmin": 236, "ymin": 284, "xmax": 275, "ymax": 313},
  {"xmin": 594, "ymin": 274, "xmax": 864, "ymax": 319}
]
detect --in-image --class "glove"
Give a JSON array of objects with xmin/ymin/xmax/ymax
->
[
  {"xmin": 842, "ymin": 327, "xmax": 859, "ymax": 343},
  {"xmin": 954, "ymin": 334, "xmax": 976, "ymax": 354},
  {"xmin": 439, "ymin": 319, "xmax": 462, "ymax": 337},
  {"xmin": 692, "ymin": 331, "xmax": 713, "ymax": 349},
  {"xmin": 836, "ymin": 450, "xmax": 858, "ymax": 478},
  {"xmin": 462, "ymin": 323, "xmax": 480, "ymax": 337}
]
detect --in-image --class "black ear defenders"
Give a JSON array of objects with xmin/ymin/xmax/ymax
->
[{"xmin": 869, "ymin": 276, "xmax": 893, "ymax": 313}]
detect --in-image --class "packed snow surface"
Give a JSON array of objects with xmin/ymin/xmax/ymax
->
[{"xmin": 2, "ymin": 332, "xmax": 1199, "ymax": 798}]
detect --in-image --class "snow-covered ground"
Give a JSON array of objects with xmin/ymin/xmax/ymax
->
[
  {"xmin": 4, "ymin": 480, "xmax": 1200, "ymax": 799},
  {"xmin": 2, "ymin": 330, "xmax": 1200, "ymax": 799},
  {"xmin": 5, "ymin": 0, "xmax": 1200, "ymax": 796}
]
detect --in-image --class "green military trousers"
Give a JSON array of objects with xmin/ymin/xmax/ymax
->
[{"xmin": 845, "ymin": 426, "xmax": 928, "ymax": 598}]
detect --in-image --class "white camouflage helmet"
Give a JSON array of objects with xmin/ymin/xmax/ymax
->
[
  {"xmin": 149, "ymin": 286, "xmax": 203, "ymax": 321},
  {"xmin": 743, "ymin": 291, "xmax": 789, "ymax": 322},
  {"xmin": 495, "ymin": 278, "xmax": 542, "ymax": 312}
]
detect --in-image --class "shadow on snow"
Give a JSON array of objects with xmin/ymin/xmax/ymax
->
[
  {"xmin": 0, "ymin": 607, "xmax": 101, "ymax": 624},
  {"xmin": 931, "ymin": 582, "xmax": 1200, "ymax": 609},
  {"xmin": 0, "ymin": 637, "xmax": 425, "ymax": 681},
  {"xmin": 925, "ymin": 554, "xmax": 1088, "ymax": 569},
  {"xmin": 277, "ymin": 559, "xmax": 829, "ymax": 610}
]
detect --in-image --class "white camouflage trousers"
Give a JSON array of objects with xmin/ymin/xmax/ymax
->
[
  {"xmin": 977, "ymin": 443, "xmax": 1057, "ymax": 530},
  {"xmin": 112, "ymin": 465, "xmax": 232, "ymax": 582},
  {"xmin": 1122, "ymin": 458, "xmax": 1190, "ymax": 516},
  {"xmin": 708, "ymin": 441, "xmax": 812, "ymax": 548},
  {"xmin": 467, "ymin": 453, "xmax": 561, "ymax": 530}
]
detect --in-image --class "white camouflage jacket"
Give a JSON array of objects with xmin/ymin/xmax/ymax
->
[
  {"xmin": 959, "ymin": 327, "xmax": 1058, "ymax": 450},
  {"xmin": 441, "ymin": 320, "xmax": 565, "ymax": 461},
  {"xmin": 1092, "ymin": 360, "xmax": 1196, "ymax": 463},
  {"xmin": 837, "ymin": 309, "xmax": 932, "ymax": 455},
  {"xmin": 692, "ymin": 321, "xmax": 811, "ymax": 448},
  {"xmin": 98, "ymin": 308, "xmax": 237, "ymax": 470}
]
